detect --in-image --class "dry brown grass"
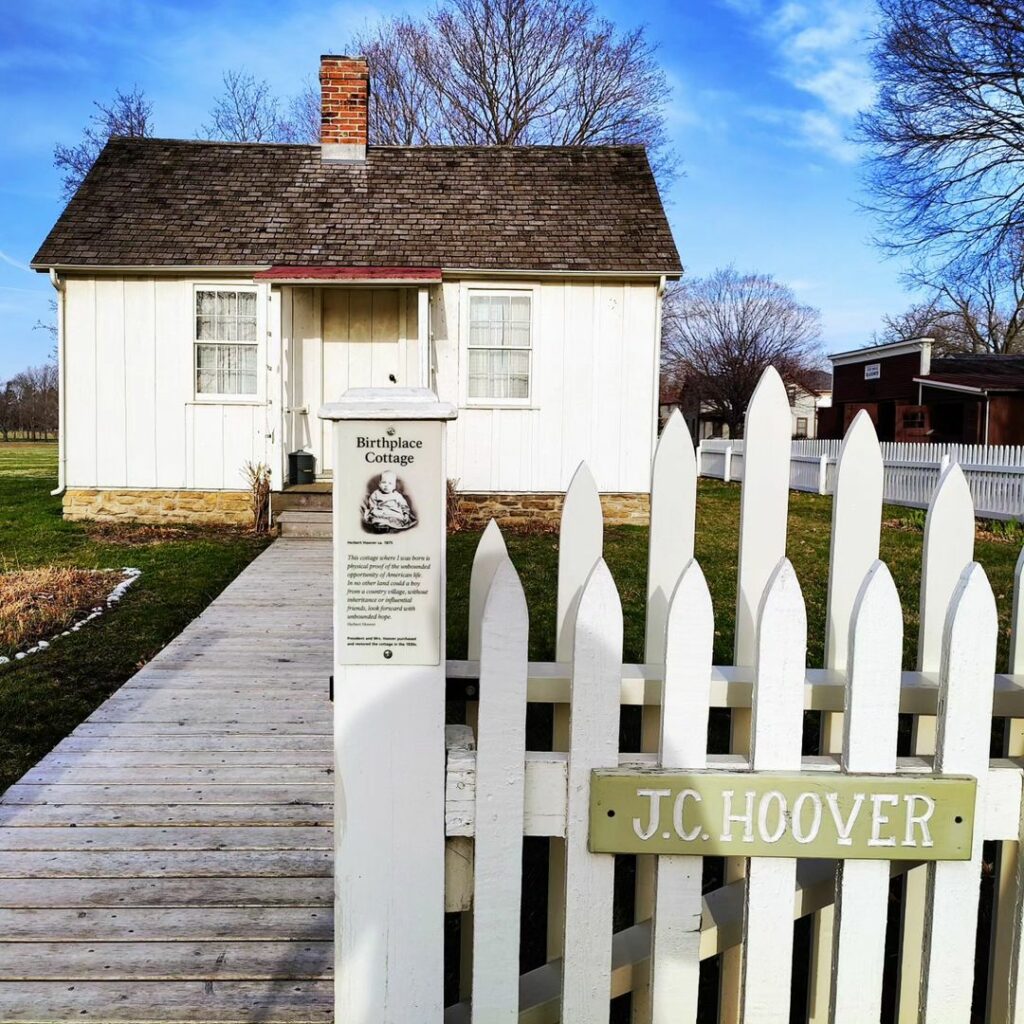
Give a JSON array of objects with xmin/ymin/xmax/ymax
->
[
  {"xmin": 0, "ymin": 568, "xmax": 122, "ymax": 656},
  {"xmin": 82, "ymin": 522, "xmax": 247, "ymax": 545}
]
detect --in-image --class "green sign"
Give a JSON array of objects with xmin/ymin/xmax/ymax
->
[{"xmin": 589, "ymin": 770, "xmax": 976, "ymax": 861}]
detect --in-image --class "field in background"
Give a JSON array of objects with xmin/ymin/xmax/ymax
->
[
  {"xmin": 447, "ymin": 478, "xmax": 1021, "ymax": 671},
  {"xmin": 0, "ymin": 443, "xmax": 269, "ymax": 792}
]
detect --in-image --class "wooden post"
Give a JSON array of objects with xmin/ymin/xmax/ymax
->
[{"xmin": 320, "ymin": 388, "xmax": 456, "ymax": 1024}]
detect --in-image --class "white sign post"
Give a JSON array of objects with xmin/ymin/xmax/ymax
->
[{"xmin": 320, "ymin": 388, "xmax": 456, "ymax": 1023}]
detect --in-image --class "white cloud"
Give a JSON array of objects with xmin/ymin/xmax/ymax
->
[
  {"xmin": 723, "ymin": 0, "xmax": 878, "ymax": 162},
  {"xmin": 0, "ymin": 251, "xmax": 31, "ymax": 273}
]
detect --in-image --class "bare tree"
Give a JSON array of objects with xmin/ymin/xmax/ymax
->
[
  {"xmin": 663, "ymin": 268, "xmax": 823, "ymax": 439},
  {"xmin": 53, "ymin": 86, "xmax": 153, "ymax": 199},
  {"xmin": 286, "ymin": 78, "xmax": 322, "ymax": 144},
  {"xmin": 881, "ymin": 261, "xmax": 1024, "ymax": 356},
  {"xmin": 859, "ymin": 0, "xmax": 1024, "ymax": 281},
  {"xmin": 0, "ymin": 364, "xmax": 59, "ymax": 440},
  {"xmin": 202, "ymin": 70, "xmax": 296, "ymax": 143},
  {"xmin": 349, "ymin": 0, "xmax": 675, "ymax": 182}
]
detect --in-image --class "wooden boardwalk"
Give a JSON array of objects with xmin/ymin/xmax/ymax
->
[{"xmin": 0, "ymin": 540, "xmax": 335, "ymax": 1023}]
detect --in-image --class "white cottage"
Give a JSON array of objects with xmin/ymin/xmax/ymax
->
[{"xmin": 33, "ymin": 56, "xmax": 681, "ymax": 530}]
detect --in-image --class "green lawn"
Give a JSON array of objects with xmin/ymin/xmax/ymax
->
[
  {"xmin": 447, "ymin": 480, "xmax": 1022, "ymax": 671},
  {"xmin": 0, "ymin": 443, "xmax": 270, "ymax": 792},
  {"xmin": 2, "ymin": 444, "xmax": 1019, "ymax": 793}
]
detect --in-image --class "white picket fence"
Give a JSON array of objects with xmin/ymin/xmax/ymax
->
[
  {"xmin": 440, "ymin": 367, "xmax": 1024, "ymax": 1023},
  {"xmin": 698, "ymin": 436, "xmax": 1024, "ymax": 520}
]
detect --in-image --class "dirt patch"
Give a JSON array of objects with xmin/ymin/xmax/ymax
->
[
  {"xmin": 0, "ymin": 568, "xmax": 125, "ymax": 657},
  {"xmin": 83, "ymin": 521, "xmax": 252, "ymax": 546}
]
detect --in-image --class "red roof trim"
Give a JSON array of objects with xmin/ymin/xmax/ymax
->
[{"xmin": 253, "ymin": 266, "xmax": 442, "ymax": 282}]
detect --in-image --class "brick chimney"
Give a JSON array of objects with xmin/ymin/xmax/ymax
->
[{"xmin": 320, "ymin": 55, "xmax": 369, "ymax": 162}]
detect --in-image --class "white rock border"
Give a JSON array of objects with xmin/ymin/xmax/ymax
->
[{"xmin": 0, "ymin": 567, "xmax": 142, "ymax": 667}]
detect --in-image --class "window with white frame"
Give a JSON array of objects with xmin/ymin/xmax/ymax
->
[
  {"xmin": 194, "ymin": 288, "xmax": 258, "ymax": 396},
  {"xmin": 467, "ymin": 292, "xmax": 532, "ymax": 401}
]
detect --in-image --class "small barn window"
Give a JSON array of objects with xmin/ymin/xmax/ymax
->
[
  {"xmin": 194, "ymin": 289, "xmax": 258, "ymax": 396},
  {"xmin": 467, "ymin": 292, "xmax": 532, "ymax": 401}
]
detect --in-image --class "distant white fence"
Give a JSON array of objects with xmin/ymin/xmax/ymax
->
[
  {"xmin": 698, "ymin": 437, "xmax": 1024, "ymax": 520},
  {"xmin": 431, "ymin": 372, "xmax": 1024, "ymax": 1022}
]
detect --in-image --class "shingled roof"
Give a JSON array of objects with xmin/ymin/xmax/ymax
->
[{"xmin": 33, "ymin": 137, "xmax": 681, "ymax": 274}]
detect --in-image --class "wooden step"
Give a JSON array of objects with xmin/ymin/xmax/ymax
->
[
  {"xmin": 271, "ymin": 489, "xmax": 332, "ymax": 514},
  {"xmin": 275, "ymin": 511, "xmax": 332, "ymax": 538}
]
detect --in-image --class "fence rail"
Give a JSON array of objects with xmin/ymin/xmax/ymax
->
[{"xmin": 698, "ymin": 437, "xmax": 1024, "ymax": 520}]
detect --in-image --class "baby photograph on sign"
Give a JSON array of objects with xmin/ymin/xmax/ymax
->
[{"xmin": 361, "ymin": 470, "xmax": 417, "ymax": 533}]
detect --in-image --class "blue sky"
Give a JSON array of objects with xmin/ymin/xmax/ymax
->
[{"xmin": 0, "ymin": 0, "xmax": 913, "ymax": 379}]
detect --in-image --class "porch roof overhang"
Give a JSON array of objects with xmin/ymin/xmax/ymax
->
[{"xmin": 253, "ymin": 265, "xmax": 442, "ymax": 285}]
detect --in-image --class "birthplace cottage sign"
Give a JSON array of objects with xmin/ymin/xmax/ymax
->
[
  {"xmin": 321, "ymin": 388, "xmax": 456, "ymax": 1023},
  {"xmin": 335, "ymin": 418, "xmax": 444, "ymax": 665}
]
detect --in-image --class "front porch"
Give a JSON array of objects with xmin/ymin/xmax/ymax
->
[{"xmin": 273, "ymin": 273, "xmax": 436, "ymax": 488}]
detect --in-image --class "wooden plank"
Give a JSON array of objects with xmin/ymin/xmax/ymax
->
[
  {"xmin": 19, "ymin": 767, "xmax": 333, "ymax": 786},
  {"xmin": 650, "ymin": 560, "xmax": 713, "ymax": 1024},
  {"xmin": 0, "ymin": 877, "xmax": 331, "ymax": 908},
  {"xmin": 3, "ymin": 785, "xmax": 331, "ymax": 806},
  {"xmin": 0, "ymin": 907, "xmax": 332, "ymax": 941},
  {"xmin": 919, "ymin": 563, "xmax": 997, "ymax": 1021},
  {"xmin": 0, "ymin": 827, "xmax": 332, "ymax": 851},
  {"xmin": 829, "ymin": 561, "xmax": 902, "ymax": 1024},
  {"xmin": 0, "ymin": 941, "xmax": 333, "ymax": 981},
  {"xmin": 740, "ymin": 559, "xmax": 806, "ymax": 1024},
  {"xmin": 560, "ymin": 560, "xmax": 622, "ymax": 1022},
  {"xmin": 472, "ymin": 559, "xmax": 529, "ymax": 1023},
  {"xmin": 0, "ymin": 850, "xmax": 333, "ymax": 878},
  {"xmin": 39, "ymin": 751, "xmax": 332, "ymax": 768},
  {"xmin": 0, "ymin": 980, "xmax": 332, "ymax": 1022},
  {"xmin": 0, "ymin": 804, "xmax": 332, "ymax": 828},
  {"xmin": 54, "ymin": 735, "xmax": 331, "ymax": 752}
]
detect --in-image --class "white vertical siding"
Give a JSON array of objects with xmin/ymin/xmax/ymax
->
[
  {"xmin": 63, "ymin": 275, "xmax": 270, "ymax": 494},
  {"xmin": 438, "ymin": 277, "xmax": 660, "ymax": 493},
  {"xmin": 64, "ymin": 278, "xmax": 97, "ymax": 487},
  {"xmin": 64, "ymin": 275, "xmax": 660, "ymax": 496},
  {"xmin": 153, "ymin": 279, "xmax": 189, "ymax": 487},
  {"xmin": 124, "ymin": 279, "xmax": 157, "ymax": 487},
  {"xmin": 94, "ymin": 278, "xmax": 127, "ymax": 487}
]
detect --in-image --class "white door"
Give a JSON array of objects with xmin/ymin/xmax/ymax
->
[{"xmin": 321, "ymin": 288, "xmax": 405, "ymax": 474}]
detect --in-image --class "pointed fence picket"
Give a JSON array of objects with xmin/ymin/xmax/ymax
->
[
  {"xmin": 649, "ymin": 560, "xmax": 713, "ymax": 1023},
  {"xmin": 919, "ymin": 563, "xmax": 998, "ymax": 1020},
  {"xmin": 828, "ymin": 561, "xmax": 903, "ymax": 1023},
  {"xmin": 635, "ymin": 409, "xmax": 698, "ymax": 1022},
  {"xmin": 740, "ymin": 560, "xmax": 807, "ymax": 1024},
  {"xmin": 898, "ymin": 462, "xmax": 976, "ymax": 1022},
  {"xmin": 439, "ymin": 365, "xmax": 1022, "ymax": 1024},
  {"xmin": 560, "ymin": 560, "xmax": 622, "ymax": 1022}
]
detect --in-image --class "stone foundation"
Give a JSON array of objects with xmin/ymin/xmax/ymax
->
[
  {"xmin": 456, "ymin": 492, "xmax": 649, "ymax": 530},
  {"xmin": 63, "ymin": 488, "xmax": 252, "ymax": 526}
]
